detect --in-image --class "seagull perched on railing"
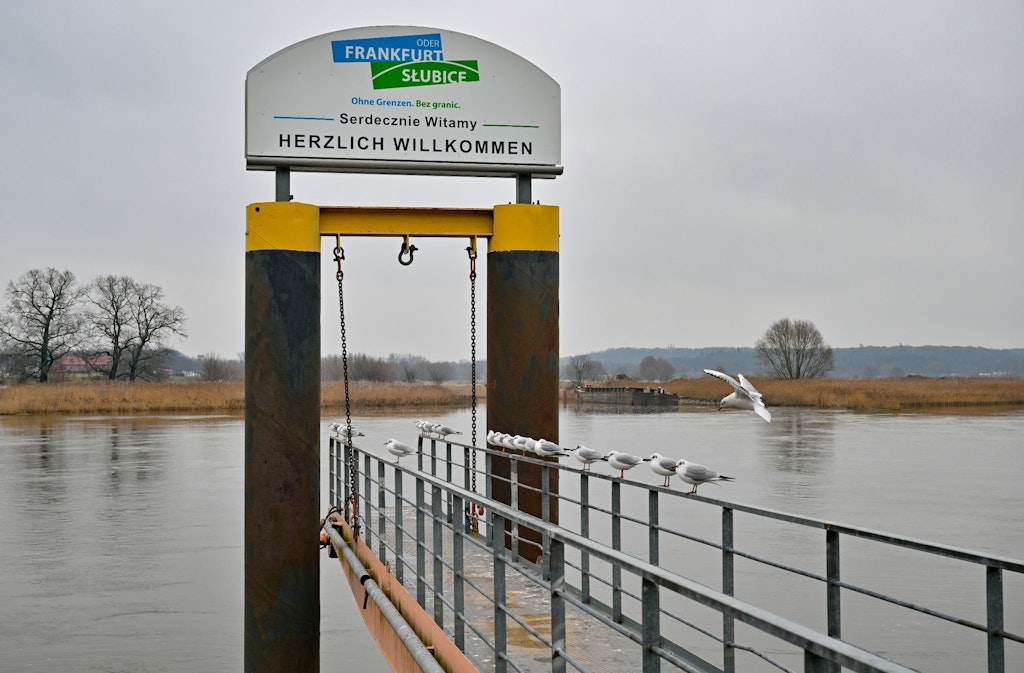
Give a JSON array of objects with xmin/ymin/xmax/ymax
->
[
  {"xmin": 648, "ymin": 453, "xmax": 682, "ymax": 487},
  {"xmin": 571, "ymin": 445, "xmax": 604, "ymax": 471},
  {"xmin": 383, "ymin": 438, "xmax": 415, "ymax": 463},
  {"xmin": 675, "ymin": 459, "xmax": 735, "ymax": 494},
  {"xmin": 327, "ymin": 422, "xmax": 364, "ymax": 439},
  {"xmin": 432, "ymin": 424, "xmax": 463, "ymax": 440},
  {"xmin": 703, "ymin": 369, "xmax": 772, "ymax": 422},
  {"xmin": 604, "ymin": 450, "xmax": 646, "ymax": 479},
  {"xmin": 533, "ymin": 439, "xmax": 566, "ymax": 458}
]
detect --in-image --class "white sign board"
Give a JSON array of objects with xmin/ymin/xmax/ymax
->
[{"xmin": 246, "ymin": 26, "xmax": 561, "ymax": 177}]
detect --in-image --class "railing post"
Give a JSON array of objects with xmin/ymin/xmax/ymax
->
[
  {"xmin": 649, "ymin": 490, "xmax": 659, "ymax": 565},
  {"xmin": 492, "ymin": 512, "xmax": 508, "ymax": 673},
  {"xmin": 612, "ymin": 479, "xmax": 622, "ymax": 622},
  {"xmin": 485, "ymin": 451, "xmax": 493, "ymax": 547},
  {"xmin": 804, "ymin": 650, "xmax": 830, "ymax": 673},
  {"xmin": 642, "ymin": 575, "xmax": 661, "ymax": 673},
  {"xmin": 416, "ymin": 474, "xmax": 426, "ymax": 607},
  {"xmin": 542, "ymin": 463, "xmax": 552, "ymax": 579},
  {"xmin": 446, "ymin": 442, "xmax": 454, "ymax": 524},
  {"xmin": 432, "ymin": 485, "xmax": 444, "ymax": 628},
  {"xmin": 378, "ymin": 460, "xmax": 386, "ymax": 563},
  {"xmin": 334, "ymin": 438, "xmax": 342, "ymax": 508},
  {"xmin": 580, "ymin": 473, "xmax": 591, "ymax": 603},
  {"xmin": 363, "ymin": 453, "xmax": 372, "ymax": 549},
  {"xmin": 723, "ymin": 507, "xmax": 735, "ymax": 673},
  {"xmin": 328, "ymin": 437, "xmax": 336, "ymax": 506},
  {"xmin": 550, "ymin": 538, "xmax": 567, "ymax": 673},
  {"xmin": 510, "ymin": 457, "xmax": 520, "ymax": 561},
  {"xmin": 453, "ymin": 494, "xmax": 466, "ymax": 651},
  {"xmin": 987, "ymin": 565, "xmax": 1005, "ymax": 673},
  {"xmin": 394, "ymin": 467, "xmax": 404, "ymax": 584},
  {"xmin": 343, "ymin": 440, "xmax": 351, "ymax": 507},
  {"xmin": 826, "ymin": 530, "xmax": 842, "ymax": 634}
]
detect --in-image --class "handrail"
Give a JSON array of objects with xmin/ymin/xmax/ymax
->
[
  {"xmin": 409, "ymin": 465, "xmax": 917, "ymax": 673},
  {"xmin": 328, "ymin": 435, "xmax": 1022, "ymax": 673}
]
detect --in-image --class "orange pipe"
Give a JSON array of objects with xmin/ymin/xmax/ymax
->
[{"xmin": 328, "ymin": 513, "xmax": 479, "ymax": 673}]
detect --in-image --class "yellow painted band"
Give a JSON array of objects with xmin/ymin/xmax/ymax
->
[
  {"xmin": 490, "ymin": 204, "xmax": 559, "ymax": 252},
  {"xmin": 246, "ymin": 202, "xmax": 320, "ymax": 252}
]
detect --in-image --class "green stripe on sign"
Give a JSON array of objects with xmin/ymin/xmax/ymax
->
[{"xmin": 370, "ymin": 60, "xmax": 480, "ymax": 90}]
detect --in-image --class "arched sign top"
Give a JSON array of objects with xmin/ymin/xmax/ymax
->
[{"xmin": 246, "ymin": 26, "xmax": 562, "ymax": 178}]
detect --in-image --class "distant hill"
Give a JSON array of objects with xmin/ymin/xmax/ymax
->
[{"xmin": 573, "ymin": 346, "xmax": 1024, "ymax": 379}]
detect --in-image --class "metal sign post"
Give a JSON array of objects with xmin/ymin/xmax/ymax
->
[{"xmin": 244, "ymin": 25, "xmax": 561, "ymax": 671}]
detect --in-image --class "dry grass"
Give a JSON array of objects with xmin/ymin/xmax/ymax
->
[
  {"xmin": 634, "ymin": 376, "xmax": 1024, "ymax": 411},
  {"xmin": 3, "ymin": 377, "xmax": 1023, "ymax": 416},
  {"xmin": 0, "ymin": 381, "xmax": 480, "ymax": 416}
]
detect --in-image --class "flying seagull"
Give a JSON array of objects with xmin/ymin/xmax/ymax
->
[
  {"xmin": 571, "ymin": 445, "xmax": 604, "ymax": 471},
  {"xmin": 648, "ymin": 453, "xmax": 682, "ymax": 487},
  {"xmin": 383, "ymin": 438, "xmax": 415, "ymax": 463},
  {"xmin": 703, "ymin": 369, "xmax": 772, "ymax": 422},
  {"xmin": 675, "ymin": 459, "xmax": 735, "ymax": 494},
  {"xmin": 604, "ymin": 450, "xmax": 646, "ymax": 479}
]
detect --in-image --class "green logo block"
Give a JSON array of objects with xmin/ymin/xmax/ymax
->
[{"xmin": 370, "ymin": 60, "xmax": 479, "ymax": 90}]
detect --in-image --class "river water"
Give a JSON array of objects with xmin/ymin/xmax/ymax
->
[{"xmin": 1, "ymin": 407, "xmax": 1021, "ymax": 672}]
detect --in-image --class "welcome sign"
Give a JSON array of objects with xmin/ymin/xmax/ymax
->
[{"xmin": 246, "ymin": 27, "xmax": 562, "ymax": 177}]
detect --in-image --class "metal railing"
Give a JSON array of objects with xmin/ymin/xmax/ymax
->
[{"xmin": 327, "ymin": 436, "xmax": 1022, "ymax": 673}]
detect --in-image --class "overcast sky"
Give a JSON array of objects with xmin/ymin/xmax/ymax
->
[{"xmin": 2, "ymin": 2, "xmax": 1021, "ymax": 362}]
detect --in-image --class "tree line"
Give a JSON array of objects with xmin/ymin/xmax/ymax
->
[
  {"xmin": 191, "ymin": 352, "xmax": 479, "ymax": 383},
  {"xmin": 0, "ymin": 268, "xmax": 186, "ymax": 383},
  {"xmin": 564, "ymin": 318, "xmax": 834, "ymax": 386}
]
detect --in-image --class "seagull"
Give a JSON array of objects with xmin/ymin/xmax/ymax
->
[
  {"xmin": 604, "ymin": 450, "xmax": 646, "ymax": 479},
  {"xmin": 533, "ymin": 439, "xmax": 565, "ymax": 458},
  {"xmin": 432, "ymin": 424, "xmax": 463, "ymax": 440},
  {"xmin": 414, "ymin": 420, "xmax": 433, "ymax": 435},
  {"xmin": 383, "ymin": 438, "xmax": 415, "ymax": 463},
  {"xmin": 675, "ymin": 459, "xmax": 735, "ymax": 494},
  {"xmin": 571, "ymin": 444, "xmax": 604, "ymax": 471},
  {"xmin": 486, "ymin": 430, "xmax": 498, "ymax": 445},
  {"xmin": 703, "ymin": 369, "xmax": 772, "ymax": 422},
  {"xmin": 648, "ymin": 453, "xmax": 682, "ymax": 487},
  {"xmin": 327, "ymin": 422, "xmax": 364, "ymax": 439}
]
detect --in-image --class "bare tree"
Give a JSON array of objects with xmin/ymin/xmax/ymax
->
[
  {"xmin": 755, "ymin": 318, "xmax": 834, "ymax": 379},
  {"xmin": 85, "ymin": 275, "xmax": 135, "ymax": 379},
  {"xmin": 425, "ymin": 360, "xmax": 454, "ymax": 384},
  {"xmin": 637, "ymin": 355, "xmax": 675, "ymax": 382},
  {"xmin": 565, "ymin": 354, "xmax": 602, "ymax": 387},
  {"xmin": 122, "ymin": 282, "xmax": 186, "ymax": 381},
  {"xmin": 389, "ymin": 354, "xmax": 426, "ymax": 383},
  {"xmin": 0, "ymin": 268, "xmax": 86, "ymax": 382},
  {"xmin": 198, "ymin": 352, "xmax": 232, "ymax": 381},
  {"xmin": 348, "ymin": 353, "xmax": 392, "ymax": 381}
]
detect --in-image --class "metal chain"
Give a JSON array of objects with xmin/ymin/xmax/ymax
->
[
  {"xmin": 468, "ymin": 244, "xmax": 478, "ymax": 493},
  {"xmin": 335, "ymin": 239, "xmax": 358, "ymax": 539},
  {"xmin": 467, "ymin": 243, "xmax": 481, "ymax": 536}
]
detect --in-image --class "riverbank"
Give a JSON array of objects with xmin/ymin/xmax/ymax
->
[
  {"xmin": 651, "ymin": 375, "xmax": 1024, "ymax": 411},
  {"xmin": 0, "ymin": 381, "xmax": 476, "ymax": 415},
  {"xmin": 1, "ymin": 377, "xmax": 1023, "ymax": 416}
]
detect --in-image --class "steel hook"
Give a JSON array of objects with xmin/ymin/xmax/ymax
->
[{"xmin": 398, "ymin": 236, "xmax": 418, "ymax": 266}]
